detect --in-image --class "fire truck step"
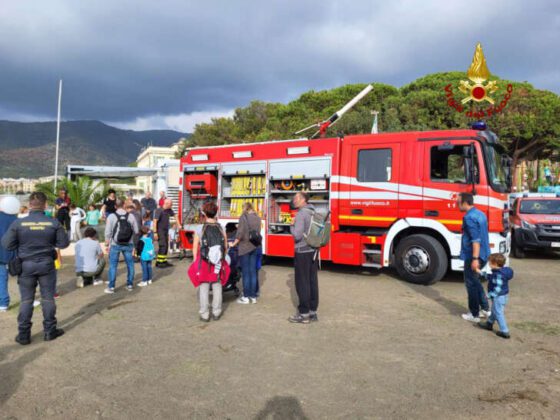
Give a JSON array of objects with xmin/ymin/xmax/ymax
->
[
  {"xmin": 362, "ymin": 249, "xmax": 381, "ymax": 255},
  {"xmin": 362, "ymin": 262, "xmax": 381, "ymax": 268}
]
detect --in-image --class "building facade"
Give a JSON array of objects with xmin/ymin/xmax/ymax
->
[{"xmin": 135, "ymin": 145, "xmax": 179, "ymax": 193}]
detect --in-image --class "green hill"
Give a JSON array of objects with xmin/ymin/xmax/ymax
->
[{"xmin": 0, "ymin": 120, "xmax": 188, "ymax": 177}]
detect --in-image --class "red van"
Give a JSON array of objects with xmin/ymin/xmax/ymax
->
[{"xmin": 510, "ymin": 194, "xmax": 560, "ymax": 258}]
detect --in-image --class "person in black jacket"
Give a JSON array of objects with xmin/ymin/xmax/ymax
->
[{"xmin": 1, "ymin": 192, "xmax": 70, "ymax": 345}]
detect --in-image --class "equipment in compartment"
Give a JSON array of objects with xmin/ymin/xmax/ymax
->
[
  {"xmin": 183, "ymin": 170, "xmax": 219, "ymax": 225},
  {"xmin": 268, "ymin": 177, "xmax": 330, "ymax": 235},
  {"xmin": 227, "ymin": 197, "xmax": 264, "ymax": 218},
  {"xmin": 221, "ymin": 174, "xmax": 266, "ymax": 218},
  {"xmin": 185, "ymin": 173, "xmax": 218, "ymax": 197},
  {"xmin": 230, "ymin": 175, "xmax": 266, "ymax": 196}
]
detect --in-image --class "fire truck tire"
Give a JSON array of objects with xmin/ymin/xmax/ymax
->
[
  {"xmin": 511, "ymin": 234, "xmax": 525, "ymax": 259},
  {"xmin": 395, "ymin": 234, "xmax": 448, "ymax": 285}
]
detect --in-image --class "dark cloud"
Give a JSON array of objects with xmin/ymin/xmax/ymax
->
[{"xmin": 0, "ymin": 0, "xmax": 558, "ymax": 130}]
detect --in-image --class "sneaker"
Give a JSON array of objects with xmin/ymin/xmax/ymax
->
[
  {"xmin": 213, "ymin": 312, "xmax": 222, "ymax": 321},
  {"xmin": 138, "ymin": 281, "xmax": 148, "ymax": 287},
  {"xmin": 461, "ymin": 313, "xmax": 480, "ymax": 323},
  {"xmin": 237, "ymin": 297, "xmax": 250, "ymax": 304},
  {"xmin": 199, "ymin": 315, "xmax": 210, "ymax": 322},
  {"xmin": 289, "ymin": 313, "xmax": 310, "ymax": 324},
  {"xmin": 0, "ymin": 306, "xmax": 8, "ymax": 312},
  {"xmin": 15, "ymin": 334, "xmax": 31, "ymax": 346},
  {"xmin": 93, "ymin": 279, "xmax": 103, "ymax": 286},
  {"xmin": 249, "ymin": 298, "xmax": 257, "ymax": 304},
  {"xmin": 496, "ymin": 331, "xmax": 511, "ymax": 339},
  {"xmin": 480, "ymin": 309, "xmax": 491, "ymax": 318},
  {"xmin": 147, "ymin": 280, "xmax": 153, "ymax": 285},
  {"xmin": 44, "ymin": 328, "xmax": 65, "ymax": 342},
  {"xmin": 54, "ymin": 292, "xmax": 60, "ymax": 299},
  {"xmin": 310, "ymin": 312, "xmax": 319, "ymax": 322},
  {"xmin": 104, "ymin": 287, "xmax": 115, "ymax": 294},
  {"xmin": 126, "ymin": 285, "xmax": 134, "ymax": 291},
  {"xmin": 33, "ymin": 300, "xmax": 41, "ymax": 307},
  {"xmin": 478, "ymin": 321, "xmax": 493, "ymax": 331},
  {"xmin": 76, "ymin": 277, "xmax": 84, "ymax": 288}
]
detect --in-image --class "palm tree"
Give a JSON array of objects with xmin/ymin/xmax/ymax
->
[{"xmin": 35, "ymin": 176, "xmax": 110, "ymax": 208}]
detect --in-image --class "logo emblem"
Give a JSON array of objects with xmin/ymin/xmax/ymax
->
[
  {"xmin": 444, "ymin": 43, "xmax": 513, "ymax": 118},
  {"xmin": 458, "ymin": 43, "xmax": 498, "ymax": 104}
]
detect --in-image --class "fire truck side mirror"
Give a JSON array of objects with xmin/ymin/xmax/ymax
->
[{"xmin": 463, "ymin": 143, "xmax": 477, "ymax": 194}]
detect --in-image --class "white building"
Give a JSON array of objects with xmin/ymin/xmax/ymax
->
[{"xmin": 136, "ymin": 145, "xmax": 179, "ymax": 193}]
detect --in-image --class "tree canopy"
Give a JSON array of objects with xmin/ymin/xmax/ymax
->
[{"xmin": 177, "ymin": 72, "xmax": 560, "ymax": 168}]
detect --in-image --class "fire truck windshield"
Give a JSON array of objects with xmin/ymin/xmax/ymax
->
[{"xmin": 484, "ymin": 143, "xmax": 509, "ymax": 193}]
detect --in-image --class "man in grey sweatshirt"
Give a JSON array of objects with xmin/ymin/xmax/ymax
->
[
  {"xmin": 104, "ymin": 199, "xmax": 139, "ymax": 293},
  {"xmin": 289, "ymin": 192, "xmax": 319, "ymax": 324}
]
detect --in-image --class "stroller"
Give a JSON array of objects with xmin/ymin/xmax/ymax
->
[{"xmin": 223, "ymin": 227, "xmax": 241, "ymax": 296}]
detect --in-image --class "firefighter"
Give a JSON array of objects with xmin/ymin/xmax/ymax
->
[
  {"xmin": 1, "ymin": 192, "xmax": 70, "ymax": 345},
  {"xmin": 153, "ymin": 198, "xmax": 175, "ymax": 268}
]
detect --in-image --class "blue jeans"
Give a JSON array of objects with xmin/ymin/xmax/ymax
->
[
  {"xmin": 240, "ymin": 249, "xmax": 258, "ymax": 298},
  {"xmin": 108, "ymin": 244, "xmax": 135, "ymax": 288},
  {"xmin": 0, "ymin": 264, "xmax": 9, "ymax": 308},
  {"xmin": 464, "ymin": 261, "xmax": 489, "ymax": 317},
  {"xmin": 141, "ymin": 260, "xmax": 153, "ymax": 282},
  {"xmin": 488, "ymin": 294, "xmax": 509, "ymax": 333}
]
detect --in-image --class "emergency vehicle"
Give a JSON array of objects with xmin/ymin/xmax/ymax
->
[
  {"xmin": 178, "ymin": 122, "xmax": 511, "ymax": 285},
  {"xmin": 509, "ymin": 193, "xmax": 560, "ymax": 258}
]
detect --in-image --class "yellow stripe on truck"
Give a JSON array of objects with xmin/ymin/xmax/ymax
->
[
  {"xmin": 437, "ymin": 219, "xmax": 463, "ymax": 225},
  {"xmin": 339, "ymin": 215, "xmax": 397, "ymax": 222}
]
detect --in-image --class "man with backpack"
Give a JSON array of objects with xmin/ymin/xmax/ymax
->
[
  {"xmin": 289, "ymin": 192, "xmax": 321, "ymax": 324},
  {"xmin": 104, "ymin": 199, "xmax": 139, "ymax": 293},
  {"xmin": 153, "ymin": 198, "xmax": 175, "ymax": 268}
]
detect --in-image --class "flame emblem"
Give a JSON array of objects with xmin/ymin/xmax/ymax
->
[{"xmin": 458, "ymin": 43, "xmax": 498, "ymax": 104}]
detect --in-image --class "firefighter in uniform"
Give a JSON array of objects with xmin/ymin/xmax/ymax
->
[
  {"xmin": 1, "ymin": 192, "xmax": 70, "ymax": 345},
  {"xmin": 153, "ymin": 198, "xmax": 175, "ymax": 268}
]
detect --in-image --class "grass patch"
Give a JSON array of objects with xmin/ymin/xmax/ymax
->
[{"xmin": 512, "ymin": 321, "xmax": 560, "ymax": 336}]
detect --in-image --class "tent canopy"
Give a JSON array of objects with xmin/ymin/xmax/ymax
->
[{"xmin": 66, "ymin": 165, "xmax": 157, "ymax": 179}]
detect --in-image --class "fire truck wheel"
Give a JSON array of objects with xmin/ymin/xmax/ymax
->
[
  {"xmin": 511, "ymin": 234, "xmax": 525, "ymax": 259},
  {"xmin": 395, "ymin": 234, "xmax": 447, "ymax": 285}
]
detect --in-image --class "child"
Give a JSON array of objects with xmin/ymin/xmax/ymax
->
[
  {"xmin": 477, "ymin": 253, "xmax": 514, "ymax": 339},
  {"xmin": 169, "ymin": 222, "xmax": 179, "ymax": 253},
  {"xmin": 142, "ymin": 212, "xmax": 154, "ymax": 238},
  {"xmin": 69, "ymin": 204, "xmax": 86, "ymax": 242},
  {"xmin": 75, "ymin": 227, "xmax": 106, "ymax": 287},
  {"xmin": 136, "ymin": 226, "xmax": 155, "ymax": 287}
]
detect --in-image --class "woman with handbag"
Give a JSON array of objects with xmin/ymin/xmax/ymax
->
[
  {"xmin": 230, "ymin": 202, "xmax": 262, "ymax": 304},
  {"xmin": 188, "ymin": 202, "xmax": 229, "ymax": 322}
]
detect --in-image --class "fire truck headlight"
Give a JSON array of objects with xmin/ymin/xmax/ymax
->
[{"xmin": 521, "ymin": 220, "xmax": 536, "ymax": 230}]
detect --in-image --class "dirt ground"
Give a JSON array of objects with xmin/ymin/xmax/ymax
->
[{"xmin": 1, "ymin": 251, "xmax": 559, "ymax": 419}]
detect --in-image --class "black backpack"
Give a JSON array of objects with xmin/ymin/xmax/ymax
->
[
  {"xmin": 200, "ymin": 223, "xmax": 226, "ymax": 263},
  {"xmin": 113, "ymin": 213, "xmax": 134, "ymax": 245},
  {"xmin": 243, "ymin": 213, "xmax": 262, "ymax": 247}
]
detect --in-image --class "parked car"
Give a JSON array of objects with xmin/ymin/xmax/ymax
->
[{"xmin": 509, "ymin": 194, "xmax": 560, "ymax": 258}]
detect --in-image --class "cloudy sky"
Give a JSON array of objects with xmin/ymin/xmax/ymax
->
[{"xmin": 0, "ymin": 0, "xmax": 558, "ymax": 132}]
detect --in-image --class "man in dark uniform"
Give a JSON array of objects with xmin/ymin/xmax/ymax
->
[
  {"xmin": 1, "ymin": 192, "xmax": 70, "ymax": 345},
  {"xmin": 153, "ymin": 198, "xmax": 174, "ymax": 268}
]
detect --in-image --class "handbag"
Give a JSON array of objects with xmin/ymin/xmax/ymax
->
[
  {"xmin": 244, "ymin": 214, "xmax": 262, "ymax": 247},
  {"xmin": 8, "ymin": 255, "xmax": 22, "ymax": 276}
]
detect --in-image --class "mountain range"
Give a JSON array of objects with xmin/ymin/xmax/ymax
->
[{"xmin": 0, "ymin": 120, "xmax": 188, "ymax": 178}]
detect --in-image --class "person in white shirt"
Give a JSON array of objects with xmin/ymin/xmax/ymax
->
[
  {"xmin": 69, "ymin": 204, "xmax": 86, "ymax": 242},
  {"xmin": 75, "ymin": 227, "xmax": 106, "ymax": 287}
]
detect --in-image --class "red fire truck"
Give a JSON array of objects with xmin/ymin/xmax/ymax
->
[{"xmin": 179, "ymin": 126, "xmax": 511, "ymax": 284}]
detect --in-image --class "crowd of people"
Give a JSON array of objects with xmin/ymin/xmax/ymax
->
[{"xmin": 0, "ymin": 188, "xmax": 513, "ymax": 346}]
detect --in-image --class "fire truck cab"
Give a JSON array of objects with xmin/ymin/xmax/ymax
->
[{"xmin": 179, "ymin": 127, "xmax": 511, "ymax": 285}]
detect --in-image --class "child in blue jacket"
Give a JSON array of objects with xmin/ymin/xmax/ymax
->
[
  {"xmin": 477, "ymin": 253, "xmax": 514, "ymax": 339},
  {"xmin": 136, "ymin": 227, "xmax": 155, "ymax": 287}
]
